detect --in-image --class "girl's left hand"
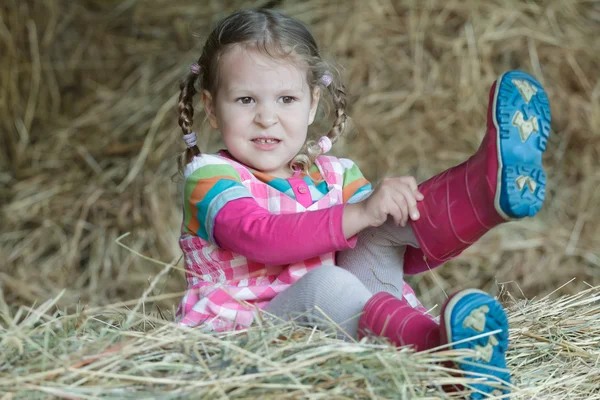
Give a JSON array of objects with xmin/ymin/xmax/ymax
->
[
  {"xmin": 343, "ymin": 176, "xmax": 424, "ymax": 238},
  {"xmin": 359, "ymin": 176, "xmax": 424, "ymax": 228},
  {"xmin": 387, "ymin": 176, "xmax": 424, "ymax": 226}
]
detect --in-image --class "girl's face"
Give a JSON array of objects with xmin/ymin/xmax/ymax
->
[{"xmin": 202, "ymin": 45, "xmax": 320, "ymax": 178}]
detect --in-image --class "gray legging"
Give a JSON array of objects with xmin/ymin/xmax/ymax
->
[{"xmin": 264, "ymin": 218, "xmax": 420, "ymax": 339}]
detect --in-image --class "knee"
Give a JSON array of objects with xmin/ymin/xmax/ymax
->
[
  {"xmin": 303, "ymin": 266, "xmax": 370, "ymax": 302},
  {"xmin": 304, "ymin": 265, "xmax": 361, "ymax": 287}
]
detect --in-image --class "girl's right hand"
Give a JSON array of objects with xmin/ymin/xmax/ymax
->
[{"xmin": 360, "ymin": 177, "xmax": 424, "ymax": 228}]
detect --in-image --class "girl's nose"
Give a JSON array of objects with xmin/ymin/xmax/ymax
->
[{"xmin": 254, "ymin": 104, "xmax": 278, "ymax": 127}]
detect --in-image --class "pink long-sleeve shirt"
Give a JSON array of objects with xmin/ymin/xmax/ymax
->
[{"xmin": 214, "ymin": 198, "xmax": 358, "ymax": 265}]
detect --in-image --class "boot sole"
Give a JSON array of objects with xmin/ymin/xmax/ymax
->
[
  {"xmin": 443, "ymin": 289, "xmax": 511, "ymax": 398},
  {"xmin": 492, "ymin": 71, "xmax": 551, "ymax": 219}
]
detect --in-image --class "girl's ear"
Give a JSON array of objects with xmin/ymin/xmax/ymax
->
[
  {"xmin": 308, "ymin": 86, "xmax": 321, "ymax": 125},
  {"xmin": 202, "ymin": 90, "xmax": 219, "ymax": 129}
]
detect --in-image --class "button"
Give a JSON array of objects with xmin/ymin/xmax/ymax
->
[{"xmin": 297, "ymin": 186, "xmax": 307, "ymax": 194}]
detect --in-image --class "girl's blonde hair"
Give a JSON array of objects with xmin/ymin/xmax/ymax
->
[{"xmin": 177, "ymin": 8, "xmax": 349, "ymax": 176}]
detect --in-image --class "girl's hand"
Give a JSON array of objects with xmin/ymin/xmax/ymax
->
[{"xmin": 361, "ymin": 176, "xmax": 424, "ymax": 227}]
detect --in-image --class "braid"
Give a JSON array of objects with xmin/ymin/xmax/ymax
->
[
  {"xmin": 327, "ymin": 79, "xmax": 348, "ymax": 144},
  {"xmin": 290, "ymin": 71, "xmax": 350, "ymax": 179},
  {"xmin": 177, "ymin": 72, "xmax": 201, "ymax": 173}
]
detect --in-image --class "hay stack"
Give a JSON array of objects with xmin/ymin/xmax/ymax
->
[
  {"xmin": 1, "ymin": 282, "xmax": 599, "ymax": 398},
  {"xmin": 1, "ymin": 0, "xmax": 600, "ymax": 395},
  {"xmin": 0, "ymin": 0, "xmax": 600, "ymax": 399}
]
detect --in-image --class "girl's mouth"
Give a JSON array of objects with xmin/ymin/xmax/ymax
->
[
  {"xmin": 251, "ymin": 138, "xmax": 281, "ymax": 151},
  {"xmin": 252, "ymin": 138, "xmax": 280, "ymax": 144}
]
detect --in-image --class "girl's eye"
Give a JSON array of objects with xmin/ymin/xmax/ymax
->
[
  {"xmin": 237, "ymin": 97, "xmax": 254, "ymax": 104},
  {"xmin": 281, "ymin": 96, "xmax": 296, "ymax": 104}
]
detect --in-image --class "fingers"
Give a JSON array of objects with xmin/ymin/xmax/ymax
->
[
  {"xmin": 368, "ymin": 177, "xmax": 424, "ymax": 227},
  {"xmin": 402, "ymin": 186, "xmax": 421, "ymax": 222},
  {"xmin": 391, "ymin": 193, "xmax": 409, "ymax": 226},
  {"xmin": 398, "ymin": 176, "xmax": 424, "ymax": 200},
  {"xmin": 388, "ymin": 200, "xmax": 404, "ymax": 226},
  {"xmin": 394, "ymin": 177, "xmax": 423, "ymax": 222},
  {"xmin": 380, "ymin": 185, "xmax": 411, "ymax": 226},
  {"xmin": 384, "ymin": 181, "xmax": 417, "ymax": 223},
  {"xmin": 403, "ymin": 189, "xmax": 421, "ymax": 221},
  {"xmin": 398, "ymin": 176, "xmax": 418, "ymax": 192},
  {"xmin": 393, "ymin": 186, "xmax": 418, "ymax": 225},
  {"xmin": 377, "ymin": 182, "xmax": 405, "ymax": 226}
]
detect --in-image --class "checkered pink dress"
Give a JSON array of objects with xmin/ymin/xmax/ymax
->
[{"xmin": 176, "ymin": 155, "xmax": 425, "ymax": 331}]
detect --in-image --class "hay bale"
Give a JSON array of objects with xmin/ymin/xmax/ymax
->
[{"xmin": 0, "ymin": 282, "xmax": 599, "ymax": 398}]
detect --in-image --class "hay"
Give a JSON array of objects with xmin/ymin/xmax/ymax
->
[
  {"xmin": 2, "ymin": 0, "xmax": 599, "ymax": 311},
  {"xmin": 3, "ymin": 0, "xmax": 600, "ymax": 309},
  {"xmin": 1, "ymin": 280, "xmax": 599, "ymax": 398},
  {"xmin": 2, "ymin": 0, "xmax": 600, "ymax": 396}
]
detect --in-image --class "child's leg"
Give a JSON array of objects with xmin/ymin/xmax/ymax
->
[
  {"xmin": 404, "ymin": 71, "xmax": 551, "ymax": 274},
  {"xmin": 359, "ymin": 291, "xmax": 441, "ymax": 351},
  {"xmin": 266, "ymin": 266, "xmax": 511, "ymax": 396},
  {"xmin": 360, "ymin": 290, "xmax": 511, "ymax": 397},
  {"xmin": 336, "ymin": 218, "xmax": 418, "ymax": 298},
  {"xmin": 265, "ymin": 265, "xmax": 441, "ymax": 349},
  {"xmin": 264, "ymin": 265, "xmax": 372, "ymax": 339},
  {"xmin": 341, "ymin": 72, "xmax": 551, "ymax": 288}
]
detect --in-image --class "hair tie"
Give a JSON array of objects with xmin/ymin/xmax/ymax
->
[
  {"xmin": 190, "ymin": 63, "xmax": 201, "ymax": 75},
  {"xmin": 183, "ymin": 132, "xmax": 197, "ymax": 148},
  {"xmin": 318, "ymin": 136, "xmax": 332, "ymax": 154},
  {"xmin": 319, "ymin": 72, "xmax": 333, "ymax": 88}
]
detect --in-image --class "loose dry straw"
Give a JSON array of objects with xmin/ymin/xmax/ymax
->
[
  {"xmin": 1, "ymin": 282, "xmax": 599, "ymax": 398},
  {"xmin": 2, "ymin": 0, "xmax": 598, "ymax": 313},
  {"xmin": 1, "ymin": 0, "xmax": 600, "ymax": 398}
]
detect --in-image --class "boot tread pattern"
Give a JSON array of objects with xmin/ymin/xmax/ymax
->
[
  {"xmin": 495, "ymin": 71, "xmax": 551, "ymax": 218},
  {"xmin": 445, "ymin": 291, "xmax": 511, "ymax": 398}
]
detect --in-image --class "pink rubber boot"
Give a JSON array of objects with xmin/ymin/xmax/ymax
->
[
  {"xmin": 404, "ymin": 70, "xmax": 551, "ymax": 274},
  {"xmin": 358, "ymin": 292, "xmax": 440, "ymax": 351},
  {"xmin": 360, "ymin": 290, "xmax": 511, "ymax": 398},
  {"xmin": 439, "ymin": 289, "xmax": 511, "ymax": 397}
]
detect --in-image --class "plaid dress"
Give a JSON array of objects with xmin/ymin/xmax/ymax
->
[{"xmin": 176, "ymin": 152, "xmax": 425, "ymax": 331}]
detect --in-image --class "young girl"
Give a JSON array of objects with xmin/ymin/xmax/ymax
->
[{"xmin": 175, "ymin": 9, "xmax": 551, "ymax": 397}]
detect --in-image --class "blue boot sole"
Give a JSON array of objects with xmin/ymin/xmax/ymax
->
[
  {"xmin": 444, "ymin": 289, "xmax": 511, "ymax": 398},
  {"xmin": 492, "ymin": 70, "xmax": 551, "ymax": 219}
]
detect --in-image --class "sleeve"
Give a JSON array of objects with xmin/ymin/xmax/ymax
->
[
  {"xmin": 339, "ymin": 158, "xmax": 373, "ymax": 204},
  {"xmin": 213, "ymin": 198, "xmax": 357, "ymax": 265},
  {"xmin": 182, "ymin": 156, "xmax": 254, "ymax": 243}
]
